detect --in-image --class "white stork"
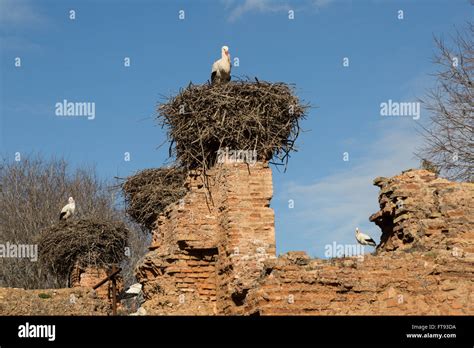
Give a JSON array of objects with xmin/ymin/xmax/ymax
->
[
  {"xmin": 211, "ymin": 45, "xmax": 231, "ymax": 84},
  {"xmin": 125, "ymin": 283, "xmax": 142, "ymax": 295},
  {"xmin": 120, "ymin": 283, "xmax": 143, "ymax": 300},
  {"xmin": 355, "ymin": 227, "xmax": 376, "ymax": 247},
  {"xmin": 59, "ymin": 197, "xmax": 75, "ymax": 221}
]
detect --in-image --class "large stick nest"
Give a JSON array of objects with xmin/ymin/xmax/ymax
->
[
  {"xmin": 158, "ymin": 79, "xmax": 309, "ymax": 170},
  {"xmin": 38, "ymin": 219, "xmax": 129, "ymax": 279},
  {"xmin": 121, "ymin": 167, "xmax": 188, "ymax": 230}
]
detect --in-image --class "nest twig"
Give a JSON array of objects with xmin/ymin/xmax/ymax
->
[
  {"xmin": 38, "ymin": 219, "xmax": 129, "ymax": 280},
  {"xmin": 157, "ymin": 78, "xmax": 309, "ymax": 171},
  {"xmin": 121, "ymin": 167, "xmax": 188, "ymax": 230}
]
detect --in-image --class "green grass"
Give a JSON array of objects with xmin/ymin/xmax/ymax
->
[{"xmin": 38, "ymin": 293, "xmax": 52, "ymax": 299}]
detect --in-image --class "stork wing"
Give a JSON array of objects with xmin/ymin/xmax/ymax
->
[
  {"xmin": 359, "ymin": 232, "xmax": 376, "ymax": 245},
  {"xmin": 60, "ymin": 204, "xmax": 69, "ymax": 214},
  {"xmin": 211, "ymin": 60, "xmax": 218, "ymax": 73},
  {"xmin": 360, "ymin": 232, "xmax": 371, "ymax": 240},
  {"xmin": 211, "ymin": 60, "xmax": 218, "ymax": 83}
]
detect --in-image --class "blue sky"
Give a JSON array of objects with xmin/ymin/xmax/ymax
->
[{"xmin": 1, "ymin": 0, "xmax": 472, "ymax": 257}]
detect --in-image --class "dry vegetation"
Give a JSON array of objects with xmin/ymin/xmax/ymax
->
[
  {"xmin": 417, "ymin": 22, "xmax": 474, "ymax": 182},
  {"xmin": 121, "ymin": 167, "xmax": 188, "ymax": 230},
  {"xmin": 0, "ymin": 155, "xmax": 148, "ymax": 289},
  {"xmin": 119, "ymin": 80, "xmax": 309, "ymax": 229},
  {"xmin": 37, "ymin": 219, "xmax": 129, "ymax": 283},
  {"xmin": 157, "ymin": 79, "xmax": 309, "ymax": 171}
]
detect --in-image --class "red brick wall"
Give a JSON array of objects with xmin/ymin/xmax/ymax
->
[
  {"xmin": 214, "ymin": 162, "xmax": 276, "ymax": 314},
  {"xmin": 136, "ymin": 167, "xmax": 474, "ymax": 315},
  {"xmin": 243, "ymin": 250, "xmax": 473, "ymax": 315},
  {"xmin": 136, "ymin": 167, "xmax": 222, "ymax": 314},
  {"xmin": 370, "ymin": 169, "xmax": 474, "ymax": 253},
  {"xmin": 136, "ymin": 162, "xmax": 276, "ymax": 315},
  {"xmin": 241, "ymin": 169, "xmax": 474, "ymax": 315},
  {"xmin": 70, "ymin": 264, "xmax": 123, "ymax": 305}
]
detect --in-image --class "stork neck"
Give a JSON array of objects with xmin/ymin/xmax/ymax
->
[{"xmin": 222, "ymin": 51, "xmax": 230, "ymax": 62}]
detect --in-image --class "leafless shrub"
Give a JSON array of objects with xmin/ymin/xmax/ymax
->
[
  {"xmin": 0, "ymin": 154, "xmax": 148, "ymax": 289},
  {"xmin": 417, "ymin": 22, "xmax": 474, "ymax": 182}
]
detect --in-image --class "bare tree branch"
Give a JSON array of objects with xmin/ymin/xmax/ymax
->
[{"xmin": 416, "ymin": 22, "xmax": 474, "ymax": 182}]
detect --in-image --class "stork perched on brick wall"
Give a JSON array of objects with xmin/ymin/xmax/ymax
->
[
  {"xmin": 355, "ymin": 227, "xmax": 376, "ymax": 247},
  {"xmin": 211, "ymin": 45, "xmax": 231, "ymax": 84}
]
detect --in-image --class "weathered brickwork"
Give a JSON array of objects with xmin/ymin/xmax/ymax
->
[
  {"xmin": 370, "ymin": 169, "xmax": 474, "ymax": 253},
  {"xmin": 69, "ymin": 262, "xmax": 124, "ymax": 310},
  {"xmin": 135, "ymin": 162, "xmax": 275, "ymax": 315},
  {"xmin": 137, "ymin": 166, "xmax": 473, "ymax": 315},
  {"xmin": 4, "ymin": 167, "xmax": 470, "ymax": 315},
  {"xmin": 242, "ymin": 250, "xmax": 473, "ymax": 315}
]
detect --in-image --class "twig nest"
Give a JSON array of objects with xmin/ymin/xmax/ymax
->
[
  {"xmin": 121, "ymin": 167, "xmax": 187, "ymax": 230},
  {"xmin": 158, "ymin": 79, "xmax": 309, "ymax": 170},
  {"xmin": 38, "ymin": 219, "xmax": 129, "ymax": 280}
]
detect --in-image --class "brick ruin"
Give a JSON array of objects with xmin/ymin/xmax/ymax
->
[
  {"xmin": 0, "ymin": 263, "xmax": 124, "ymax": 315},
  {"xmin": 370, "ymin": 169, "xmax": 473, "ymax": 253},
  {"xmin": 135, "ymin": 165, "xmax": 474, "ymax": 315},
  {"xmin": 135, "ymin": 162, "xmax": 275, "ymax": 315},
  {"xmin": 69, "ymin": 263, "xmax": 123, "ymax": 302}
]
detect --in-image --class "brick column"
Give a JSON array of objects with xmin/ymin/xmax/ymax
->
[{"xmin": 215, "ymin": 162, "xmax": 276, "ymax": 314}]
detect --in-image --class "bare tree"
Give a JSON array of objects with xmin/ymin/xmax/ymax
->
[
  {"xmin": 0, "ymin": 154, "xmax": 148, "ymax": 289},
  {"xmin": 417, "ymin": 22, "xmax": 474, "ymax": 182}
]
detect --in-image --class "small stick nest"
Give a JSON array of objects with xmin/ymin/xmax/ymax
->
[
  {"xmin": 38, "ymin": 219, "xmax": 129, "ymax": 280},
  {"xmin": 158, "ymin": 78, "xmax": 309, "ymax": 171},
  {"xmin": 121, "ymin": 167, "xmax": 188, "ymax": 230}
]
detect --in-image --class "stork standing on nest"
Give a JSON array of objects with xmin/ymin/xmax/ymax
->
[
  {"xmin": 59, "ymin": 197, "xmax": 75, "ymax": 221},
  {"xmin": 211, "ymin": 45, "xmax": 231, "ymax": 84}
]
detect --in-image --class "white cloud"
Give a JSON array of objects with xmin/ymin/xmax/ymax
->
[
  {"xmin": 0, "ymin": 0, "xmax": 46, "ymax": 27},
  {"xmin": 312, "ymin": 0, "xmax": 336, "ymax": 8},
  {"xmin": 227, "ymin": 0, "xmax": 291, "ymax": 22},
  {"xmin": 277, "ymin": 121, "xmax": 422, "ymax": 257},
  {"xmin": 224, "ymin": 0, "xmax": 337, "ymax": 21},
  {"xmin": 0, "ymin": 0, "xmax": 47, "ymax": 52}
]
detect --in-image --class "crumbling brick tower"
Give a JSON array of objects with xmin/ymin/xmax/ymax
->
[
  {"xmin": 135, "ymin": 162, "xmax": 276, "ymax": 315},
  {"xmin": 134, "ymin": 81, "xmax": 303, "ymax": 315},
  {"xmin": 134, "ymin": 79, "xmax": 473, "ymax": 315}
]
